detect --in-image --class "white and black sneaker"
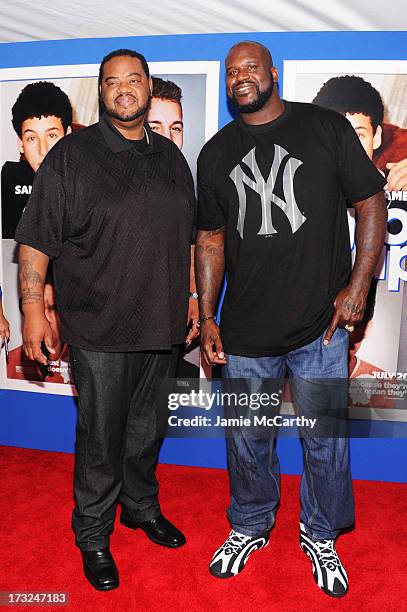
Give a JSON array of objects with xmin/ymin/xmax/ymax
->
[
  {"xmin": 299, "ymin": 522, "xmax": 348, "ymax": 597},
  {"xmin": 209, "ymin": 530, "xmax": 269, "ymax": 578}
]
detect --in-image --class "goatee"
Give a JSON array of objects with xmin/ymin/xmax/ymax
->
[
  {"xmin": 102, "ymin": 98, "xmax": 150, "ymax": 122},
  {"xmin": 230, "ymin": 81, "xmax": 274, "ymax": 114}
]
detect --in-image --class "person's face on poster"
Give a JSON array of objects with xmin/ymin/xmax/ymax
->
[
  {"xmin": 19, "ymin": 115, "xmax": 71, "ymax": 172},
  {"xmin": 345, "ymin": 112, "xmax": 382, "ymax": 160},
  {"xmin": 147, "ymin": 98, "xmax": 184, "ymax": 150},
  {"xmin": 43, "ymin": 283, "xmax": 63, "ymax": 358},
  {"xmin": 100, "ymin": 55, "xmax": 152, "ymax": 124}
]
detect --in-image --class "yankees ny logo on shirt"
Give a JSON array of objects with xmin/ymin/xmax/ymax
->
[{"xmin": 229, "ymin": 145, "xmax": 307, "ymax": 239}]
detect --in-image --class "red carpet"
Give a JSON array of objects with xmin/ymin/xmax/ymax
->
[{"xmin": 1, "ymin": 446, "xmax": 406, "ymax": 611}]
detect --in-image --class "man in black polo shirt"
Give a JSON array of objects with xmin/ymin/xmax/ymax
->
[{"xmin": 15, "ymin": 49, "xmax": 195, "ymax": 591}]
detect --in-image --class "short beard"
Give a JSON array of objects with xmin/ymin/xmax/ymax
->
[
  {"xmin": 230, "ymin": 81, "xmax": 274, "ymax": 114},
  {"xmin": 102, "ymin": 97, "xmax": 150, "ymax": 122}
]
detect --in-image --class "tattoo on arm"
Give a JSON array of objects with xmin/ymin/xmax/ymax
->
[
  {"xmin": 19, "ymin": 247, "xmax": 49, "ymax": 307},
  {"xmin": 20, "ymin": 261, "xmax": 42, "ymax": 290},
  {"xmin": 21, "ymin": 289, "xmax": 43, "ymax": 305},
  {"xmin": 195, "ymin": 227, "xmax": 225, "ymax": 317}
]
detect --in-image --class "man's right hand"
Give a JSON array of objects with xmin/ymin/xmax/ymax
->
[
  {"xmin": 200, "ymin": 319, "xmax": 227, "ymax": 366},
  {"xmin": 23, "ymin": 313, "xmax": 54, "ymax": 364},
  {"xmin": 0, "ymin": 312, "xmax": 10, "ymax": 348}
]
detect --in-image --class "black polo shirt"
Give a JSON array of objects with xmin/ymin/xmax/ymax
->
[{"xmin": 15, "ymin": 114, "xmax": 195, "ymax": 352}]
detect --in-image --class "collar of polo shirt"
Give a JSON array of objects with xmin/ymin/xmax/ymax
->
[{"xmin": 99, "ymin": 113, "xmax": 162, "ymax": 155}]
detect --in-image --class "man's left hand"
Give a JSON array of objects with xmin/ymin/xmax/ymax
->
[
  {"xmin": 385, "ymin": 159, "xmax": 407, "ymax": 192},
  {"xmin": 323, "ymin": 285, "xmax": 367, "ymax": 345},
  {"xmin": 186, "ymin": 297, "xmax": 199, "ymax": 345}
]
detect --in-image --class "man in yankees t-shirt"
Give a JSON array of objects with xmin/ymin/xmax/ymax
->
[{"xmin": 196, "ymin": 42, "xmax": 387, "ymax": 597}]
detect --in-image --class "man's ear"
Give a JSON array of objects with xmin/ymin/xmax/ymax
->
[
  {"xmin": 373, "ymin": 125, "xmax": 382, "ymax": 151},
  {"xmin": 148, "ymin": 77, "xmax": 153, "ymax": 96},
  {"xmin": 271, "ymin": 66, "xmax": 278, "ymax": 83},
  {"xmin": 17, "ymin": 136, "xmax": 24, "ymax": 155}
]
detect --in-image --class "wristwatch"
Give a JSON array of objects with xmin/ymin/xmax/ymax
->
[{"xmin": 189, "ymin": 291, "xmax": 199, "ymax": 299}]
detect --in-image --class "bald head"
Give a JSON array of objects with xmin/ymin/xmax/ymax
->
[{"xmin": 226, "ymin": 41, "xmax": 273, "ymax": 68}]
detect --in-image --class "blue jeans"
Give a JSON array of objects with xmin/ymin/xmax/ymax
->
[{"xmin": 223, "ymin": 328, "xmax": 354, "ymax": 541}]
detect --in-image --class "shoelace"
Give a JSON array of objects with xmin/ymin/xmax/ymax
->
[
  {"xmin": 222, "ymin": 531, "xmax": 251, "ymax": 555},
  {"xmin": 314, "ymin": 539, "xmax": 340, "ymax": 569}
]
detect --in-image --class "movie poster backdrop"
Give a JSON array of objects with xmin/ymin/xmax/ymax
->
[
  {"xmin": 2, "ymin": 58, "xmax": 405, "ymax": 422},
  {"xmin": 0, "ymin": 61, "xmax": 219, "ymax": 395},
  {"xmin": 284, "ymin": 60, "xmax": 407, "ymax": 421}
]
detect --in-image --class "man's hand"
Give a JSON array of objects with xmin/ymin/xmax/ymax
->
[
  {"xmin": 18, "ymin": 245, "xmax": 51, "ymax": 363},
  {"xmin": 323, "ymin": 285, "xmax": 366, "ymax": 345},
  {"xmin": 385, "ymin": 159, "xmax": 407, "ymax": 192},
  {"xmin": 200, "ymin": 319, "xmax": 227, "ymax": 365},
  {"xmin": 195, "ymin": 226, "xmax": 226, "ymax": 364},
  {"xmin": 324, "ymin": 191, "xmax": 387, "ymax": 345},
  {"xmin": 23, "ymin": 312, "xmax": 54, "ymax": 365},
  {"xmin": 186, "ymin": 297, "xmax": 199, "ymax": 345},
  {"xmin": 0, "ymin": 312, "xmax": 10, "ymax": 348}
]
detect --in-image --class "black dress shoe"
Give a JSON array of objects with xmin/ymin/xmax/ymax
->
[
  {"xmin": 120, "ymin": 513, "xmax": 186, "ymax": 548},
  {"xmin": 81, "ymin": 548, "xmax": 119, "ymax": 591}
]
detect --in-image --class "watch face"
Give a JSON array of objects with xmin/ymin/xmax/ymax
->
[{"xmin": 190, "ymin": 292, "xmax": 199, "ymax": 299}]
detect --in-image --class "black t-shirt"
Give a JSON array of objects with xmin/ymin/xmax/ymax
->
[
  {"xmin": 15, "ymin": 114, "xmax": 195, "ymax": 352},
  {"xmin": 197, "ymin": 101, "xmax": 386, "ymax": 357},
  {"xmin": 1, "ymin": 160, "xmax": 35, "ymax": 238}
]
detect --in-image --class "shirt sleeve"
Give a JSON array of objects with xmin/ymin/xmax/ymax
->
[
  {"xmin": 14, "ymin": 160, "xmax": 70, "ymax": 259},
  {"xmin": 197, "ymin": 148, "xmax": 227, "ymax": 230},
  {"xmin": 338, "ymin": 121, "xmax": 386, "ymax": 204}
]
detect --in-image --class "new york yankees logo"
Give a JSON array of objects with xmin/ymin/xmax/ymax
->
[{"xmin": 229, "ymin": 145, "xmax": 307, "ymax": 239}]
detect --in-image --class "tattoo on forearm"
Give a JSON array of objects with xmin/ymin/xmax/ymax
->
[
  {"xmin": 19, "ymin": 255, "xmax": 46, "ymax": 307},
  {"xmin": 195, "ymin": 227, "xmax": 225, "ymax": 317},
  {"xmin": 21, "ymin": 289, "xmax": 43, "ymax": 305},
  {"xmin": 20, "ymin": 260, "xmax": 43, "ymax": 290}
]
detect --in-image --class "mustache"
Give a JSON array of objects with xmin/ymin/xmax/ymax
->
[
  {"xmin": 115, "ymin": 93, "xmax": 137, "ymax": 101},
  {"xmin": 232, "ymin": 80, "xmax": 257, "ymax": 92},
  {"xmin": 228, "ymin": 80, "xmax": 274, "ymax": 114}
]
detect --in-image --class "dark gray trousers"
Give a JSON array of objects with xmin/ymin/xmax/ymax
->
[{"xmin": 69, "ymin": 346, "xmax": 178, "ymax": 551}]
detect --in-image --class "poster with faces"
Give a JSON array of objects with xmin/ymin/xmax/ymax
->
[
  {"xmin": 284, "ymin": 60, "xmax": 407, "ymax": 421},
  {"xmin": 0, "ymin": 61, "xmax": 219, "ymax": 395}
]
